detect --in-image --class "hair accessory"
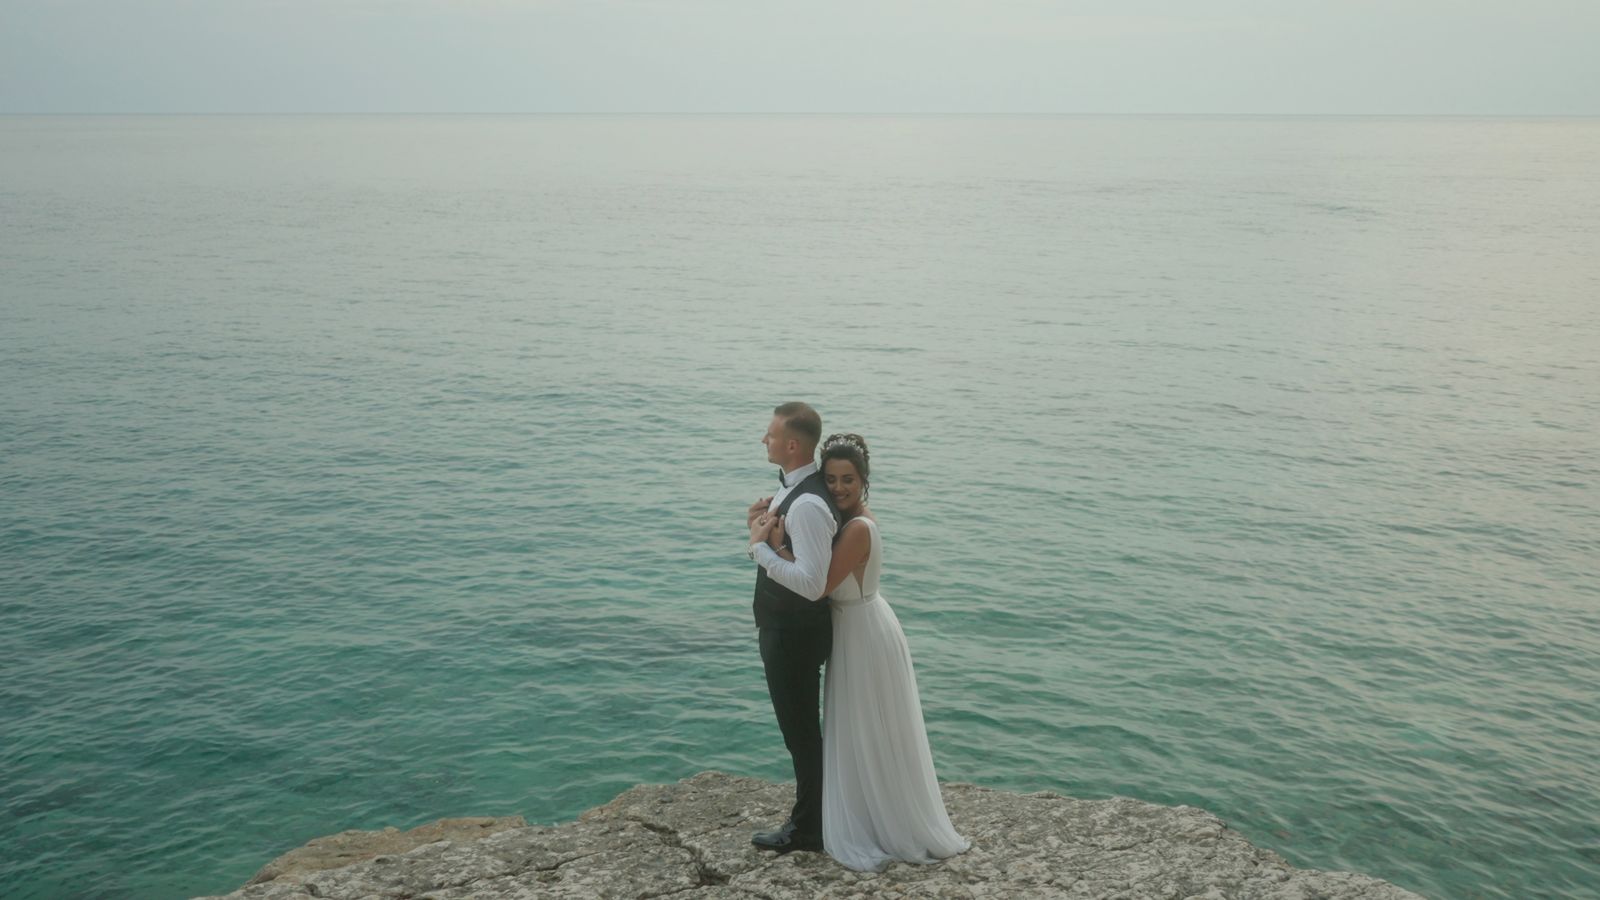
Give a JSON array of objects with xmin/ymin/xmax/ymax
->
[{"xmin": 823, "ymin": 436, "xmax": 864, "ymax": 453}]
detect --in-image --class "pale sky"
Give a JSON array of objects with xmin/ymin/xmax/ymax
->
[{"xmin": 2, "ymin": 0, "xmax": 1595, "ymax": 114}]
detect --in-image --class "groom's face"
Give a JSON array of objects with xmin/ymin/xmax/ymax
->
[{"xmin": 763, "ymin": 415, "xmax": 792, "ymax": 465}]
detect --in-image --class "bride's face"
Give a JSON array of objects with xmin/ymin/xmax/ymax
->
[{"xmin": 824, "ymin": 458, "xmax": 865, "ymax": 513}]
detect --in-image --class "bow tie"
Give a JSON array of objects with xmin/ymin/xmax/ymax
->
[{"xmin": 778, "ymin": 470, "xmax": 788, "ymax": 486}]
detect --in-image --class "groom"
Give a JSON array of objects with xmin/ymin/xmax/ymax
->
[{"xmin": 744, "ymin": 401, "xmax": 843, "ymax": 853}]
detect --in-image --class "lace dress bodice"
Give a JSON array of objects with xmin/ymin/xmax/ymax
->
[{"xmin": 829, "ymin": 517, "xmax": 882, "ymax": 607}]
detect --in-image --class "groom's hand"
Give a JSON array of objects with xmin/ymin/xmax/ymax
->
[{"xmin": 746, "ymin": 495, "xmax": 773, "ymax": 528}]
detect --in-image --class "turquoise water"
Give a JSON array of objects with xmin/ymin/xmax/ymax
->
[{"xmin": 2, "ymin": 115, "xmax": 1597, "ymax": 899}]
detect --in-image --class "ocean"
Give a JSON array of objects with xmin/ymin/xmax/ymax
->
[{"xmin": 2, "ymin": 114, "xmax": 1596, "ymax": 899}]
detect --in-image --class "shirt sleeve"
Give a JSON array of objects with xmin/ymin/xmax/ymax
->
[{"xmin": 752, "ymin": 494, "xmax": 836, "ymax": 601}]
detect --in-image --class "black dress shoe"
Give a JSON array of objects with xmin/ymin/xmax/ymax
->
[{"xmin": 751, "ymin": 820, "xmax": 824, "ymax": 853}]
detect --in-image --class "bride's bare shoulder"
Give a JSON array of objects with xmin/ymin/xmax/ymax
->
[{"xmin": 839, "ymin": 512, "xmax": 876, "ymax": 535}]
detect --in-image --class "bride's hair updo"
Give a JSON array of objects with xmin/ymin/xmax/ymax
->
[{"xmin": 820, "ymin": 433, "xmax": 870, "ymax": 499}]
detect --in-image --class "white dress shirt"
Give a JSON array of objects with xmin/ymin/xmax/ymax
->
[{"xmin": 751, "ymin": 462, "xmax": 837, "ymax": 602}]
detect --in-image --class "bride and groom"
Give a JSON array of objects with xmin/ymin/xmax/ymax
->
[{"xmin": 743, "ymin": 401, "xmax": 970, "ymax": 873}]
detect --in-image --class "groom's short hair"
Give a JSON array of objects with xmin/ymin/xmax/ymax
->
[{"xmin": 773, "ymin": 401, "xmax": 822, "ymax": 453}]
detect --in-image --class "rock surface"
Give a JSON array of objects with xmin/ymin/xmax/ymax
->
[
  {"xmin": 241, "ymin": 816, "xmax": 530, "ymax": 887},
  {"xmin": 198, "ymin": 771, "xmax": 1425, "ymax": 899}
]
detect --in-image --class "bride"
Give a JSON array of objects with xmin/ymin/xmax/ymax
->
[{"xmin": 751, "ymin": 433, "xmax": 971, "ymax": 872}]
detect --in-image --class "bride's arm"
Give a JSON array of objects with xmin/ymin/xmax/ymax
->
[
  {"xmin": 768, "ymin": 517, "xmax": 870, "ymax": 596},
  {"xmin": 768, "ymin": 516, "xmax": 796, "ymax": 562},
  {"xmin": 821, "ymin": 520, "xmax": 871, "ymax": 597}
]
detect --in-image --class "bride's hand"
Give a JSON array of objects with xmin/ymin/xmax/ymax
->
[
  {"xmin": 749, "ymin": 511, "xmax": 776, "ymax": 543},
  {"xmin": 767, "ymin": 514, "xmax": 787, "ymax": 549},
  {"xmin": 746, "ymin": 495, "xmax": 773, "ymax": 528}
]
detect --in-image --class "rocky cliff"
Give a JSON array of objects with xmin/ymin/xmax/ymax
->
[{"xmin": 198, "ymin": 771, "xmax": 1424, "ymax": 899}]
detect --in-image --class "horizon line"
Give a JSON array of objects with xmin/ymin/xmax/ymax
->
[{"xmin": 3, "ymin": 111, "xmax": 1599, "ymax": 119}]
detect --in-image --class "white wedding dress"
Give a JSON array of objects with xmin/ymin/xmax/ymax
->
[{"xmin": 822, "ymin": 516, "xmax": 971, "ymax": 872}]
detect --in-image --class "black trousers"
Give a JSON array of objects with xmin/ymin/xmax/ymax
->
[{"xmin": 758, "ymin": 623, "xmax": 832, "ymax": 837}]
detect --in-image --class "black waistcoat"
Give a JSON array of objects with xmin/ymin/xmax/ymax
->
[{"xmin": 752, "ymin": 469, "xmax": 843, "ymax": 629}]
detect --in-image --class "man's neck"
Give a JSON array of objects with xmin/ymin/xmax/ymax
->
[{"xmin": 779, "ymin": 460, "xmax": 816, "ymax": 485}]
